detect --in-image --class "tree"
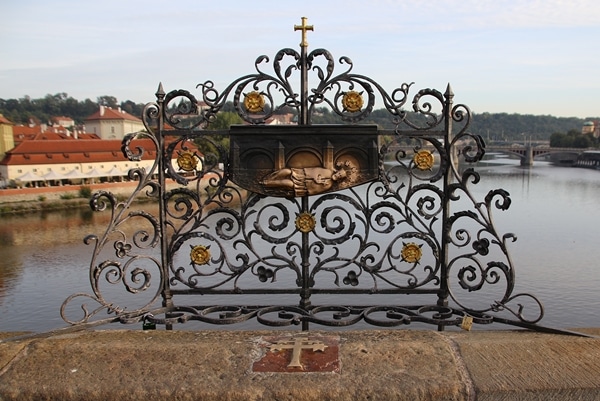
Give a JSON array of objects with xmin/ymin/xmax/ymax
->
[
  {"xmin": 192, "ymin": 111, "xmax": 243, "ymax": 156},
  {"xmin": 550, "ymin": 129, "xmax": 594, "ymax": 148},
  {"xmin": 573, "ymin": 135, "xmax": 592, "ymax": 148},
  {"xmin": 207, "ymin": 111, "xmax": 243, "ymax": 131},
  {"xmin": 550, "ymin": 132, "xmax": 567, "ymax": 147},
  {"xmin": 97, "ymin": 96, "xmax": 118, "ymax": 108},
  {"xmin": 120, "ymin": 100, "xmax": 145, "ymax": 118}
]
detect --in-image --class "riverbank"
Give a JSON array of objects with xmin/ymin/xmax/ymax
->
[
  {"xmin": 1, "ymin": 328, "xmax": 599, "ymax": 400},
  {"xmin": 0, "ymin": 182, "xmax": 162, "ymax": 215},
  {"xmin": 0, "ymin": 182, "xmax": 141, "ymax": 214}
]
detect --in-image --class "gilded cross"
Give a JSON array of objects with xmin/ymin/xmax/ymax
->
[
  {"xmin": 294, "ymin": 17, "xmax": 314, "ymax": 47},
  {"xmin": 269, "ymin": 336, "xmax": 327, "ymax": 368}
]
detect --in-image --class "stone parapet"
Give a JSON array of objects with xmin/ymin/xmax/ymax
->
[{"xmin": 1, "ymin": 329, "xmax": 599, "ymax": 401}]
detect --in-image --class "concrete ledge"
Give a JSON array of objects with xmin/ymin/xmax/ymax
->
[{"xmin": 1, "ymin": 329, "xmax": 599, "ymax": 401}]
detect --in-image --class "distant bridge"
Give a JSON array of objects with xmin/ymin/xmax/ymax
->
[{"xmin": 485, "ymin": 145, "xmax": 590, "ymax": 166}]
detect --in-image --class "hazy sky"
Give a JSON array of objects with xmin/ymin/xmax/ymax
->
[{"xmin": 1, "ymin": 0, "xmax": 598, "ymax": 118}]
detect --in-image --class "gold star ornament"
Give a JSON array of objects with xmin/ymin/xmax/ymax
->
[
  {"xmin": 243, "ymin": 91, "xmax": 265, "ymax": 113},
  {"xmin": 342, "ymin": 91, "xmax": 364, "ymax": 113},
  {"xmin": 190, "ymin": 245, "xmax": 211, "ymax": 265},
  {"xmin": 401, "ymin": 242, "xmax": 422, "ymax": 263},
  {"xmin": 413, "ymin": 150, "xmax": 435, "ymax": 171},
  {"xmin": 295, "ymin": 212, "xmax": 316, "ymax": 233},
  {"xmin": 177, "ymin": 151, "xmax": 199, "ymax": 172}
]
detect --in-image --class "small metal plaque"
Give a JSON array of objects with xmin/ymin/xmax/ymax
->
[
  {"xmin": 252, "ymin": 334, "xmax": 340, "ymax": 373},
  {"xmin": 461, "ymin": 316, "xmax": 473, "ymax": 331}
]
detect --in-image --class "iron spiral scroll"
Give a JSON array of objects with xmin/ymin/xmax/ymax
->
[{"xmin": 62, "ymin": 24, "xmax": 549, "ymax": 332}]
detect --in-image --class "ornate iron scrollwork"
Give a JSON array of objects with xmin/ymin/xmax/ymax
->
[{"xmin": 62, "ymin": 18, "xmax": 550, "ymax": 333}]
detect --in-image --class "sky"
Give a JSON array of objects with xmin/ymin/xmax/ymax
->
[{"xmin": 0, "ymin": 0, "xmax": 599, "ymax": 119}]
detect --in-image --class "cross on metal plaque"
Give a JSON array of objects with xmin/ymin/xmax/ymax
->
[
  {"xmin": 252, "ymin": 335, "xmax": 340, "ymax": 373},
  {"xmin": 270, "ymin": 336, "xmax": 327, "ymax": 368}
]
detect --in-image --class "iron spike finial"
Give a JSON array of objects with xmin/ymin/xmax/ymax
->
[
  {"xmin": 445, "ymin": 83, "xmax": 454, "ymax": 99},
  {"xmin": 294, "ymin": 17, "xmax": 314, "ymax": 48},
  {"xmin": 156, "ymin": 82, "xmax": 165, "ymax": 100}
]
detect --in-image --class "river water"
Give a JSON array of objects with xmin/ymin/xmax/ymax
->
[{"xmin": 1, "ymin": 155, "xmax": 599, "ymax": 333}]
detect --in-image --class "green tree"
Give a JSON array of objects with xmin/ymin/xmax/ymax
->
[
  {"xmin": 207, "ymin": 111, "xmax": 243, "ymax": 131},
  {"xmin": 193, "ymin": 111, "xmax": 243, "ymax": 156},
  {"xmin": 550, "ymin": 132, "xmax": 568, "ymax": 147},
  {"xmin": 120, "ymin": 100, "xmax": 145, "ymax": 118},
  {"xmin": 97, "ymin": 95, "xmax": 118, "ymax": 108},
  {"xmin": 573, "ymin": 135, "xmax": 592, "ymax": 148},
  {"xmin": 550, "ymin": 129, "xmax": 594, "ymax": 148}
]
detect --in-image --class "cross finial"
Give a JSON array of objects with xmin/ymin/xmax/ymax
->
[{"xmin": 294, "ymin": 17, "xmax": 314, "ymax": 48}]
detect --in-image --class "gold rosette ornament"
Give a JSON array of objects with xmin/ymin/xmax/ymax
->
[
  {"xmin": 243, "ymin": 91, "xmax": 265, "ymax": 113},
  {"xmin": 190, "ymin": 245, "xmax": 211, "ymax": 265},
  {"xmin": 401, "ymin": 242, "xmax": 422, "ymax": 263},
  {"xmin": 177, "ymin": 151, "xmax": 199, "ymax": 172},
  {"xmin": 295, "ymin": 212, "xmax": 316, "ymax": 233},
  {"xmin": 413, "ymin": 150, "xmax": 435, "ymax": 171},
  {"xmin": 342, "ymin": 91, "xmax": 364, "ymax": 113}
]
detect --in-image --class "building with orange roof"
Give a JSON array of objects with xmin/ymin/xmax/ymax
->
[
  {"xmin": 0, "ymin": 108, "xmax": 199, "ymax": 188},
  {"xmin": 0, "ymin": 114, "xmax": 15, "ymax": 160},
  {"xmin": 84, "ymin": 105, "xmax": 145, "ymax": 139},
  {"xmin": 0, "ymin": 138, "xmax": 158, "ymax": 187}
]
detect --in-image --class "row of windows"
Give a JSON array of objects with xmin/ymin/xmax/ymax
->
[{"xmin": 16, "ymin": 163, "xmax": 141, "ymax": 174}]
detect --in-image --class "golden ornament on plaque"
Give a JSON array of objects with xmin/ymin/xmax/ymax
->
[
  {"xmin": 190, "ymin": 245, "xmax": 211, "ymax": 265},
  {"xmin": 295, "ymin": 212, "xmax": 316, "ymax": 233},
  {"xmin": 413, "ymin": 150, "xmax": 435, "ymax": 171},
  {"xmin": 401, "ymin": 242, "xmax": 422, "ymax": 263},
  {"xmin": 243, "ymin": 91, "xmax": 265, "ymax": 113},
  {"xmin": 177, "ymin": 151, "xmax": 198, "ymax": 172},
  {"xmin": 341, "ymin": 91, "xmax": 364, "ymax": 113}
]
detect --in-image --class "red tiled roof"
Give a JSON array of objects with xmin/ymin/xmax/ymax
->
[
  {"xmin": 0, "ymin": 139, "xmax": 157, "ymax": 166},
  {"xmin": 13, "ymin": 125, "xmax": 41, "ymax": 136},
  {"xmin": 13, "ymin": 126, "xmax": 99, "ymax": 145},
  {"xmin": 0, "ymin": 115, "xmax": 14, "ymax": 125},
  {"xmin": 75, "ymin": 133, "xmax": 101, "ymax": 140},
  {"xmin": 51, "ymin": 116, "xmax": 74, "ymax": 122},
  {"xmin": 85, "ymin": 107, "xmax": 141, "ymax": 122},
  {"xmin": 0, "ymin": 136, "xmax": 196, "ymax": 166},
  {"xmin": 33, "ymin": 130, "xmax": 70, "ymax": 139}
]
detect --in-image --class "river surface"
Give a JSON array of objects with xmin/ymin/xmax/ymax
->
[{"xmin": 1, "ymin": 156, "xmax": 599, "ymax": 333}]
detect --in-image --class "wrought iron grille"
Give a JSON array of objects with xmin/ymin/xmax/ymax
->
[{"xmin": 62, "ymin": 18, "xmax": 549, "ymax": 332}]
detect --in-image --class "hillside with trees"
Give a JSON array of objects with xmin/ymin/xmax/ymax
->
[
  {"xmin": 0, "ymin": 93, "xmax": 596, "ymax": 146},
  {"xmin": 311, "ymin": 107, "xmax": 593, "ymax": 144},
  {"xmin": 0, "ymin": 94, "xmax": 145, "ymax": 126}
]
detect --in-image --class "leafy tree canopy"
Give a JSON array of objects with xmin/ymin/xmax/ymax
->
[{"xmin": 0, "ymin": 93, "xmax": 145, "ymax": 126}]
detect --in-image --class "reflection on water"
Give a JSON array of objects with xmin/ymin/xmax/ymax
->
[{"xmin": 1, "ymin": 158, "xmax": 599, "ymax": 333}]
